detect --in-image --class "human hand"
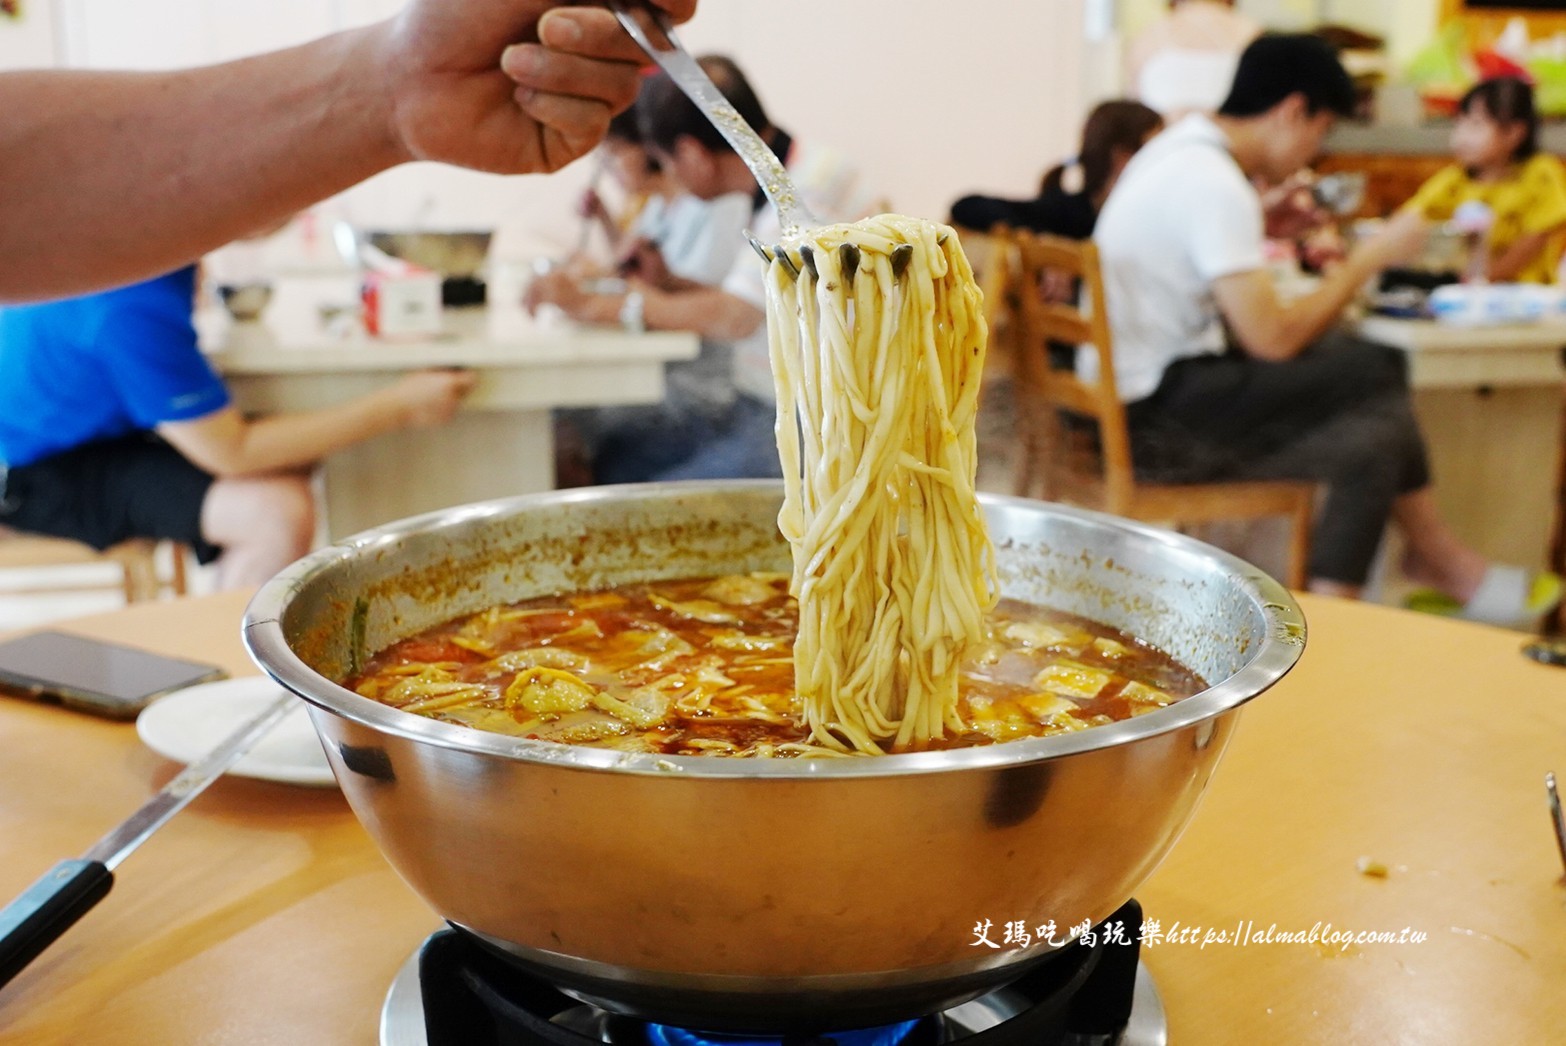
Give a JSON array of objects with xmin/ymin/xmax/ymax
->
[
  {"xmin": 1261, "ymin": 179, "xmax": 1329, "ymax": 243},
  {"xmin": 615, "ymin": 237, "xmax": 670, "ymax": 285},
  {"xmin": 1352, "ymin": 208, "xmax": 1429, "ymax": 273},
  {"xmin": 578, "ymin": 187, "xmax": 610, "ymax": 221},
  {"xmin": 1298, "ymin": 225, "xmax": 1347, "ymax": 274},
  {"xmin": 522, "ymin": 269, "xmax": 586, "ymax": 315},
  {"xmin": 378, "ymin": 0, "xmax": 696, "ymax": 175},
  {"xmin": 389, "ymin": 368, "xmax": 478, "ymax": 428}
]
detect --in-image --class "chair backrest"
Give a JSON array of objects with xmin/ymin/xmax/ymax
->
[
  {"xmin": 1008, "ymin": 230, "xmax": 1136, "ymax": 510},
  {"xmin": 950, "ymin": 222, "xmax": 1020, "ymax": 371}
]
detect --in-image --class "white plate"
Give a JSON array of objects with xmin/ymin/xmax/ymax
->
[{"xmin": 136, "ymin": 676, "xmax": 335, "ymax": 787}]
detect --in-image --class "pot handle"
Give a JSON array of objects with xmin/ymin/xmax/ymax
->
[{"xmin": 0, "ymin": 858, "xmax": 113, "ymax": 990}]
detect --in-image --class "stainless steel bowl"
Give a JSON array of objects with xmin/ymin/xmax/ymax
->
[
  {"xmin": 365, "ymin": 230, "xmax": 493, "ymax": 280},
  {"xmin": 243, "ymin": 481, "xmax": 1304, "ymax": 1031}
]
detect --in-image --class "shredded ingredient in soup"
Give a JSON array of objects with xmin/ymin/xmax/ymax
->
[{"xmin": 345, "ymin": 573, "xmax": 1206, "ymax": 758}]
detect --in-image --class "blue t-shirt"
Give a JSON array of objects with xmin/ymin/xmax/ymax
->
[{"xmin": 0, "ymin": 266, "xmax": 230, "ymax": 467}]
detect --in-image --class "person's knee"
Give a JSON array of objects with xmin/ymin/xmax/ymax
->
[
  {"xmin": 1361, "ymin": 349, "xmax": 1409, "ymax": 397},
  {"xmin": 1317, "ymin": 433, "xmax": 1404, "ymax": 502},
  {"xmin": 1321, "ymin": 336, "xmax": 1408, "ymax": 396},
  {"xmin": 1350, "ymin": 399, "xmax": 1428, "ymax": 492},
  {"xmin": 206, "ymin": 474, "xmax": 315, "ymax": 553},
  {"xmin": 268, "ymin": 475, "xmax": 316, "ymax": 550}
]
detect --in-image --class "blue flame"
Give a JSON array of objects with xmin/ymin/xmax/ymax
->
[{"xmin": 645, "ymin": 1020, "xmax": 921, "ymax": 1046}]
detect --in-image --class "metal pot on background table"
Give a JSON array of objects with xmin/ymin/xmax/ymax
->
[{"xmin": 242, "ymin": 481, "xmax": 1304, "ymax": 1032}]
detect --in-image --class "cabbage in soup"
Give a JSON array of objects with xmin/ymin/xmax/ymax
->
[{"xmin": 345, "ymin": 572, "xmax": 1206, "ymax": 757}]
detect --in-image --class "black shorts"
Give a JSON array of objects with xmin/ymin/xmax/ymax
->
[{"xmin": 0, "ymin": 433, "xmax": 222, "ymax": 564}]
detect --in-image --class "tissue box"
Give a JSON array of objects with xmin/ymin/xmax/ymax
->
[{"xmin": 362, "ymin": 270, "xmax": 442, "ymax": 338}]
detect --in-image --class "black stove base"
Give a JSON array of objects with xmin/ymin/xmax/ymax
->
[{"xmin": 381, "ymin": 900, "xmax": 1164, "ymax": 1046}]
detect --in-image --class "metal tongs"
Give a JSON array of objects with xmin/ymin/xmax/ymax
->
[
  {"xmin": 1548, "ymin": 772, "xmax": 1566, "ymax": 881},
  {"xmin": 607, "ymin": 1, "xmax": 910, "ymax": 284},
  {"xmin": 0, "ymin": 691, "xmax": 297, "ymax": 988}
]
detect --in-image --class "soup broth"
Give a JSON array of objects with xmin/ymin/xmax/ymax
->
[{"xmin": 346, "ymin": 572, "xmax": 1207, "ymax": 757}]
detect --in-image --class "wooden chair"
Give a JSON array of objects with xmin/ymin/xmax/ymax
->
[
  {"xmin": 951, "ymin": 222, "xmax": 1021, "ymax": 373},
  {"xmin": 1006, "ymin": 229, "xmax": 1316, "ymax": 590},
  {"xmin": 0, "ymin": 530, "xmax": 189, "ymax": 604}
]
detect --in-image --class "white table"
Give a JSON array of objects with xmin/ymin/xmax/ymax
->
[
  {"xmin": 205, "ymin": 276, "xmax": 698, "ymax": 538},
  {"xmin": 1353, "ymin": 314, "xmax": 1566, "ymax": 574},
  {"xmin": 1355, "ymin": 314, "xmax": 1566, "ymax": 388}
]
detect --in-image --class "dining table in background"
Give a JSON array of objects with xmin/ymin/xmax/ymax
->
[
  {"xmin": 0, "ymin": 590, "xmax": 1562, "ymax": 1043},
  {"xmin": 1354, "ymin": 313, "xmax": 1566, "ymax": 595},
  {"xmin": 204, "ymin": 274, "xmax": 699, "ymax": 539}
]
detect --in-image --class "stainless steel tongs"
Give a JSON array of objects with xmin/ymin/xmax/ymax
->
[{"xmin": 607, "ymin": 1, "xmax": 908, "ymax": 283}]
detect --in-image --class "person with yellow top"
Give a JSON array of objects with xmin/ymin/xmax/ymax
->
[{"xmin": 1404, "ymin": 76, "xmax": 1566, "ymax": 284}]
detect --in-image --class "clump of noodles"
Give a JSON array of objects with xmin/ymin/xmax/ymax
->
[{"xmin": 763, "ymin": 214, "xmax": 997, "ymax": 754}]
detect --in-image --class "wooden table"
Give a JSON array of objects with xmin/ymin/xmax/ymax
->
[
  {"xmin": 1355, "ymin": 314, "xmax": 1566, "ymax": 579},
  {"xmin": 1, "ymin": 591, "xmax": 1563, "ymax": 1043},
  {"xmin": 206, "ymin": 276, "xmax": 699, "ymax": 538}
]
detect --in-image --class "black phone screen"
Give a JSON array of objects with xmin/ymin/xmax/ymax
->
[{"xmin": 0, "ymin": 630, "xmax": 227, "ymax": 719}]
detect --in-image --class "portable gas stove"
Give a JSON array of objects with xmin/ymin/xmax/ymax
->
[{"xmin": 380, "ymin": 900, "xmax": 1166, "ymax": 1046}]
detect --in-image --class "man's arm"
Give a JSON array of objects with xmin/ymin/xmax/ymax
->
[
  {"xmin": 156, "ymin": 370, "xmax": 474, "ymax": 477},
  {"xmin": 1211, "ymin": 209, "xmax": 1430, "ymax": 361},
  {"xmin": 642, "ymin": 286, "xmax": 763, "ymax": 340},
  {"xmin": 0, "ymin": 0, "xmax": 695, "ymax": 302},
  {"xmin": 1210, "ymin": 259, "xmax": 1379, "ymax": 362},
  {"xmin": 525, "ymin": 271, "xmax": 764, "ymax": 342}
]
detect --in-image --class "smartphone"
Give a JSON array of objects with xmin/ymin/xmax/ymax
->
[{"xmin": 0, "ymin": 630, "xmax": 226, "ymax": 720}]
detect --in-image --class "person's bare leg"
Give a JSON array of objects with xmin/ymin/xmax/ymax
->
[
  {"xmin": 1392, "ymin": 487, "xmax": 1488, "ymax": 602},
  {"xmin": 200, "ymin": 472, "xmax": 315, "ymax": 589}
]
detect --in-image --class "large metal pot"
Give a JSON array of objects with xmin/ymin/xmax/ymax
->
[{"xmin": 242, "ymin": 481, "xmax": 1304, "ymax": 1032}]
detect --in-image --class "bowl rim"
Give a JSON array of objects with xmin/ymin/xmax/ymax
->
[{"xmin": 242, "ymin": 480, "xmax": 1306, "ymax": 780}]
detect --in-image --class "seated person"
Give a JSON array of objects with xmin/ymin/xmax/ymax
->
[
  {"xmin": 1403, "ymin": 76, "xmax": 1566, "ymax": 284},
  {"xmin": 0, "ymin": 265, "xmax": 474, "ymax": 588},
  {"xmin": 546, "ymin": 99, "xmax": 753, "ymax": 486},
  {"xmin": 578, "ymin": 106, "xmax": 672, "ymax": 257},
  {"xmin": 1093, "ymin": 33, "xmax": 1559, "ymax": 624},
  {"xmin": 950, "ymin": 100, "xmax": 1162, "ymax": 239},
  {"xmin": 577, "ymin": 106, "xmax": 751, "ymax": 282},
  {"xmin": 525, "ymin": 55, "xmax": 879, "ymax": 485}
]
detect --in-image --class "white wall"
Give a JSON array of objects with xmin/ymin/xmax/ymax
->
[
  {"xmin": 1121, "ymin": 0, "xmax": 1443, "ymax": 71},
  {"xmin": 34, "ymin": 0, "xmax": 1086, "ymax": 262},
  {"xmin": 673, "ymin": 1, "xmax": 1086, "ymax": 218},
  {"xmin": 1260, "ymin": 0, "xmax": 1443, "ymax": 66}
]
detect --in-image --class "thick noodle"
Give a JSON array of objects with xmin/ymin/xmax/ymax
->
[{"xmin": 764, "ymin": 214, "xmax": 997, "ymax": 754}]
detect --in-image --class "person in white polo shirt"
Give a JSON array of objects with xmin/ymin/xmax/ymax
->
[
  {"xmin": 525, "ymin": 55, "xmax": 880, "ymax": 483},
  {"xmin": 1093, "ymin": 33, "xmax": 1560, "ymax": 625}
]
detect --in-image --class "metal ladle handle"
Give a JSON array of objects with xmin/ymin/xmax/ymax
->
[{"xmin": 607, "ymin": 0, "xmax": 815, "ymax": 237}]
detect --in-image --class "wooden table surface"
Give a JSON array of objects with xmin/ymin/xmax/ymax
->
[{"xmin": 0, "ymin": 590, "xmax": 1563, "ymax": 1044}]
